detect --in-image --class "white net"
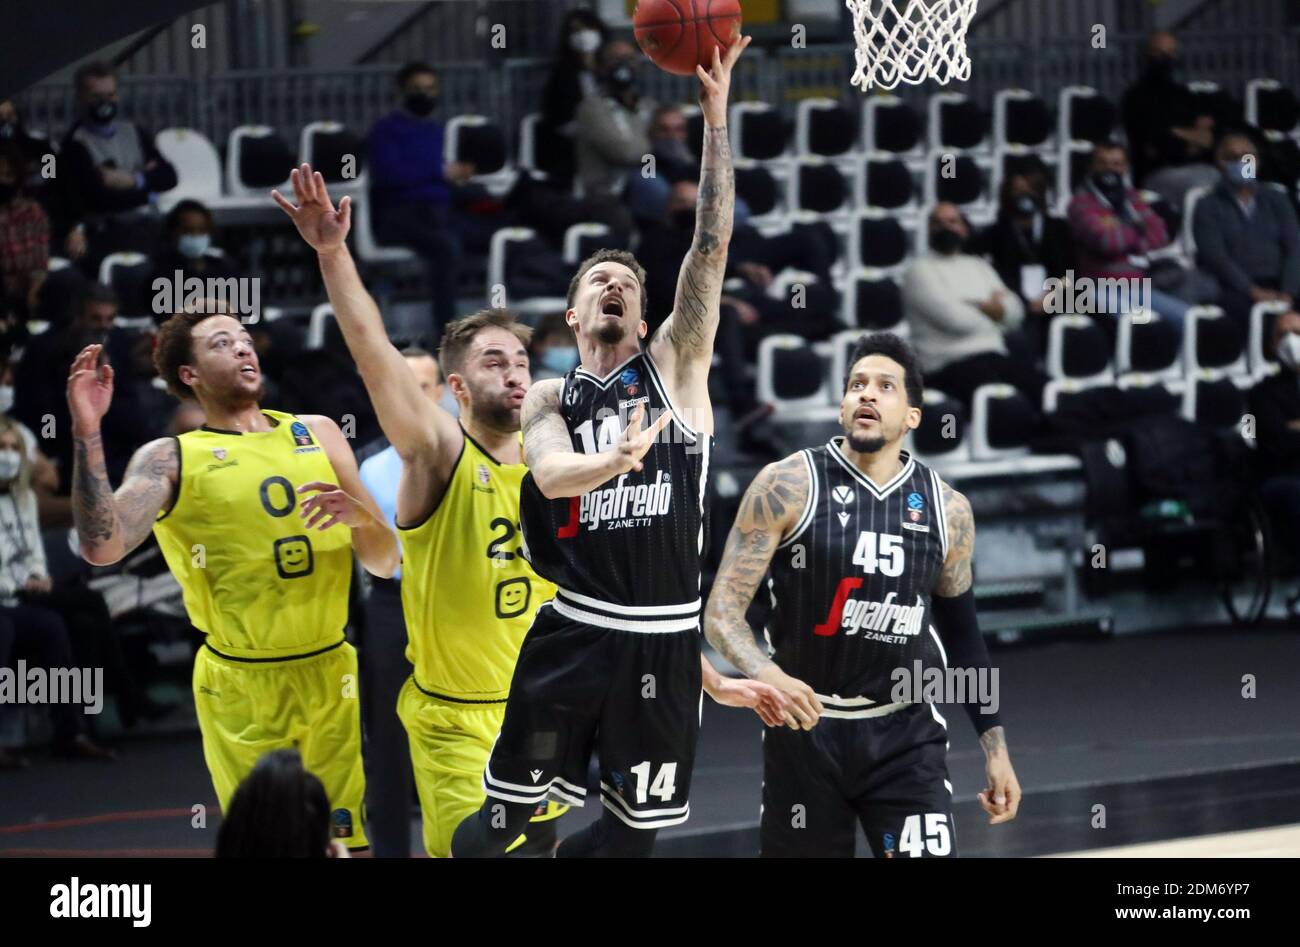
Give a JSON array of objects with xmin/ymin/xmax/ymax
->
[{"xmin": 846, "ymin": 0, "xmax": 978, "ymax": 90}]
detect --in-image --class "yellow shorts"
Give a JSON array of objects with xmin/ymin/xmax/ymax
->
[
  {"xmin": 397, "ymin": 677, "xmax": 566, "ymax": 857},
  {"xmin": 193, "ymin": 640, "xmax": 369, "ymax": 850}
]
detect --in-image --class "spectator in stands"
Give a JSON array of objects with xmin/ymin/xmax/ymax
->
[
  {"xmin": 1250, "ymin": 312, "xmax": 1300, "ymax": 560},
  {"xmin": 904, "ymin": 202, "xmax": 1042, "ymax": 410},
  {"xmin": 58, "ymin": 62, "xmax": 177, "ymax": 275},
  {"xmin": 1066, "ymin": 142, "xmax": 1201, "ymax": 330},
  {"xmin": 0, "ymin": 100, "xmax": 53, "ymax": 181},
  {"xmin": 1121, "ymin": 32, "xmax": 1218, "ymax": 185},
  {"xmin": 0, "ymin": 416, "xmax": 114, "ymax": 765},
  {"xmin": 529, "ymin": 313, "xmax": 579, "ymax": 381},
  {"xmin": 215, "ymin": 748, "xmax": 350, "ymax": 857},
  {"xmin": 624, "ymin": 105, "xmax": 694, "ymax": 225},
  {"xmin": 367, "ymin": 62, "xmax": 476, "ymax": 343},
  {"xmin": 0, "ymin": 142, "xmax": 50, "ymax": 324},
  {"xmin": 979, "ymin": 167, "xmax": 1076, "ymax": 357},
  {"xmin": 1193, "ymin": 130, "xmax": 1300, "ymax": 330},
  {"xmin": 144, "ymin": 199, "xmax": 241, "ymax": 324},
  {"xmin": 1, "ymin": 360, "xmax": 69, "ymax": 527},
  {"xmin": 13, "ymin": 283, "xmax": 147, "ymax": 488},
  {"xmin": 573, "ymin": 39, "xmax": 653, "ymax": 241},
  {"xmin": 540, "ymin": 8, "xmax": 610, "ymax": 189}
]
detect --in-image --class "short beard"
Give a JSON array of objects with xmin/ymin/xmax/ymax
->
[
  {"xmin": 593, "ymin": 319, "xmax": 626, "ymax": 345},
  {"xmin": 467, "ymin": 385, "xmax": 520, "ymax": 433},
  {"xmin": 847, "ymin": 432, "xmax": 887, "ymax": 454}
]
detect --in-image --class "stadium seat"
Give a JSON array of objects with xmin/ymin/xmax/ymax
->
[
  {"xmin": 969, "ymin": 384, "xmax": 1036, "ymax": 460},
  {"xmin": 734, "ymin": 159, "xmax": 785, "ymax": 226},
  {"xmin": 928, "ymin": 93, "xmax": 990, "ymax": 153},
  {"xmin": 994, "ymin": 89, "xmax": 1053, "ymax": 150},
  {"xmin": 860, "ymin": 155, "xmax": 915, "ymax": 211},
  {"xmin": 1054, "ymin": 145, "xmax": 1093, "ymax": 213},
  {"xmin": 924, "ymin": 151, "xmax": 987, "ymax": 210},
  {"xmin": 991, "ymin": 145, "xmax": 1055, "ymax": 207},
  {"xmin": 1042, "ymin": 377, "xmax": 1115, "ymax": 416},
  {"xmin": 562, "ymin": 222, "xmax": 611, "ymax": 266},
  {"xmin": 863, "ymin": 95, "xmax": 924, "ymax": 159},
  {"xmin": 756, "ymin": 334, "xmax": 834, "ymax": 417},
  {"xmin": 1180, "ymin": 183, "xmax": 1213, "ymax": 258},
  {"xmin": 306, "ymin": 303, "xmax": 335, "ymax": 351},
  {"xmin": 487, "ymin": 227, "xmax": 567, "ymax": 318},
  {"xmin": 842, "ymin": 272, "xmax": 904, "ymax": 330},
  {"xmin": 795, "ymin": 98, "xmax": 858, "ymax": 158},
  {"xmin": 298, "ymin": 121, "xmax": 363, "ymax": 185},
  {"xmin": 912, "ymin": 388, "xmax": 969, "ymax": 460},
  {"xmin": 445, "ymin": 115, "xmax": 512, "ymax": 193},
  {"xmin": 1183, "ymin": 373, "xmax": 1250, "ymax": 429},
  {"xmin": 517, "ymin": 112, "xmax": 544, "ymax": 176},
  {"xmin": 730, "ymin": 102, "xmax": 790, "ymax": 162},
  {"xmin": 852, "ymin": 211, "xmax": 908, "ymax": 271},
  {"xmin": 1057, "ymin": 86, "xmax": 1117, "ymax": 145},
  {"xmin": 1046, "ymin": 314, "xmax": 1112, "ymax": 382},
  {"xmin": 1116, "ymin": 311, "xmax": 1182, "ymax": 380},
  {"xmin": 98, "ymin": 252, "xmax": 151, "ymax": 316},
  {"xmin": 1246, "ymin": 78, "xmax": 1300, "ymax": 136},
  {"xmin": 791, "ymin": 158, "xmax": 850, "ymax": 215},
  {"xmin": 225, "ymin": 125, "xmax": 294, "ymax": 198},
  {"xmin": 350, "ymin": 187, "xmax": 418, "ymax": 266},
  {"xmin": 154, "ymin": 128, "xmax": 223, "ymax": 212},
  {"xmin": 1184, "ymin": 305, "xmax": 1247, "ymax": 377},
  {"xmin": 1248, "ymin": 299, "xmax": 1289, "ymax": 379}
]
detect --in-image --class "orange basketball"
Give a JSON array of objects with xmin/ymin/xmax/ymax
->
[{"xmin": 633, "ymin": 0, "xmax": 743, "ymax": 76}]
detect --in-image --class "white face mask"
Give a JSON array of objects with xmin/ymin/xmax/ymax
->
[
  {"xmin": 0, "ymin": 385, "xmax": 12, "ymax": 414},
  {"xmin": 1277, "ymin": 332, "xmax": 1300, "ymax": 372},
  {"xmin": 570, "ymin": 29, "xmax": 601, "ymax": 54},
  {"xmin": 0, "ymin": 448, "xmax": 21, "ymax": 481}
]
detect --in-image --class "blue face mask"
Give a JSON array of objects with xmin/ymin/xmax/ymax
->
[
  {"xmin": 540, "ymin": 346, "xmax": 579, "ymax": 375},
  {"xmin": 1223, "ymin": 161, "xmax": 1257, "ymax": 188},
  {"xmin": 178, "ymin": 233, "xmax": 211, "ymax": 259}
]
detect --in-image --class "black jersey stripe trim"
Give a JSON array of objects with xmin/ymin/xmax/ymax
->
[
  {"xmin": 412, "ymin": 677, "xmax": 508, "ymax": 704},
  {"xmin": 203, "ymin": 637, "xmax": 345, "ymax": 663},
  {"xmin": 827, "ymin": 438, "xmax": 914, "ymax": 500},
  {"xmin": 572, "ymin": 349, "xmax": 643, "ymax": 387},
  {"xmin": 641, "ymin": 350, "xmax": 700, "ymax": 441},
  {"xmin": 778, "ymin": 449, "xmax": 818, "ymax": 549},
  {"xmin": 929, "ymin": 466, "xmax": 949, "ymax": 561}
]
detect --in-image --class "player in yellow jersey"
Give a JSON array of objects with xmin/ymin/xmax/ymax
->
[
  {"xmin": 66, "ymin": 308, "xmax": 400, "ymax": 853},
  {"xmin": 275, "ymin": 165, "xmax": 786, "ymax": 856}
]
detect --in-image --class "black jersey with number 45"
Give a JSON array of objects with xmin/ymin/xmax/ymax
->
[
  {"xmin": 519, "ymin": 351, "xmax": 712, "ymax": 632},
  {"xmin": 765, "ymin": 439, "xmax": 950, "ymax": 711}
]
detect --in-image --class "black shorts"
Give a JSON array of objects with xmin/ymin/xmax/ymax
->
[
  {"xmin": 761, "ymin": 703, "xmax": 956, "ymax": 858},
  {"xmin": 482, "ymin": 602, "xmax": 703, "ymax": 830}
]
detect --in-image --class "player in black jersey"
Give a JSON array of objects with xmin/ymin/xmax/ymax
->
[
  {"xmin": 704, "ymin": 332, "xmax": 1022, "ymax": 857},
  {"xmin": 450, "ymin": 35, "xmax": 786, "ymax": 859}
]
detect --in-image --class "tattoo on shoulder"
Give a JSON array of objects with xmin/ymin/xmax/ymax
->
[
  {"xmin": 937, "ymin": 480, "xmax": 974, "ymax": 596},
  {"xmin": 736, "ymin": 453, "xmax": 810, "ymax": 536},
  {"xmin": 522, "ymin": 380, "xmax": 569, "ymax": 468}
]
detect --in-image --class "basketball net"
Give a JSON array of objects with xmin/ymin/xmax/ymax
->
[{"xmin": 845, "ymin": 0, "xmax": 978, "ymax": 90}]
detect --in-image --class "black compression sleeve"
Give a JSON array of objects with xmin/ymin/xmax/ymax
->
[{"xmin": 930, "ymin": 588, "xmax": 1003, "ymax": 736}]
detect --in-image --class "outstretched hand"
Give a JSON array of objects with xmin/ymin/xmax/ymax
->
[
  {"xmin": 66, "ymin": 344, "xmax": 114, "ymax": 436},
  {"xmin": 272, "ymin": 163, "xmax": 352, "ymax": 254},
  {"xmin": 697, "ymin": 34, "xmax": 752, "ymax": 128}
]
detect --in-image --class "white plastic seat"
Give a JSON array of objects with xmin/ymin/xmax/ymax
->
[
  {"xmin": 154, "ymin": 128, "xmax": 223, "ymax": 212},
  {"xmin": 1248, "ymin": 299, "xmax": 1289, "ymax": 379},
  {"xmin": 225, "ymin": 125, "xmax": 292, "ymax": 198}
]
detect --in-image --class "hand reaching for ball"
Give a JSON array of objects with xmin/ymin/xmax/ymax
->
[{"xmin": 697, "ymin": 33, "xmax": 751, "ymax": 128}]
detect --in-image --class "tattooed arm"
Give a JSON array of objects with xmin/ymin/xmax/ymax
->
[
  {"xmin": 935, "ymin": 479, "xmax": 1021, "ymax": 824},
  {"xmin": 73, "ymin": 434, "xmax": 177, "ymax": 565},
  {"xmin": 704, "ymin": 453, "xmax": 824, "ymax": 729},
  {"xmin": 521, "ymin": 378, "xmax": 672, "ymax": 500},
  {"xmin": 648, "ymin": 36, "xmax": 751, "ymax": 421}
]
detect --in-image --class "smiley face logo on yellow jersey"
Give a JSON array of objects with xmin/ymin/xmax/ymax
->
[
  {"xmin": 274, "ymin": 535, "xmax": 315, "ymax": 579},
  {"xmin": 495, "ymin": 576, "xmax": 531, "ymax": 619}
]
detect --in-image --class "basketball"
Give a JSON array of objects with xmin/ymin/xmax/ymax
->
[{"xmin": 633, "ymin": 0, "xmax": 743, "ymax": 76}]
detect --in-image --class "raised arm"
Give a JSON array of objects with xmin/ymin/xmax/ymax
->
[
  {"xmin": 68, "ymin": 344, "xmax": 177, "ymax": 565},
  {"xmin": 273, "ymin": 165, "xmax": 460, "ymax": 467},
  {"xmin": 522, "ymin": 378, "xmax": 671, "ymax": 500},
  {"xmin": 703, "ymin": 454, "xmax": 823, "ymax": 729},
  {"xmin": 649, "ymin": 36, "xmax": 750, "ymax": 377},
  {"xmin": 932, "ymin": 480, "xmax": 1020, "ymax": 825}
]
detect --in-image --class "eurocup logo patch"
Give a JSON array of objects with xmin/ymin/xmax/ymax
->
[
  {"xmin": 332, "ymin": 808, "xmax": 354, "ymax": 839},
  {"xmin": 882, "ymin": 832, "xmax": 896, "ymax": 858},
  {"xmin": 290, "ymin": 420, "xmax": 313, "ymax": 447},
  {"xmin": 902, "ymin": 490, "xmax": 929, "ymax": 532},
  {"xmin": 620, "ymin": 367, "xmax": 640, "ymax": 398}
]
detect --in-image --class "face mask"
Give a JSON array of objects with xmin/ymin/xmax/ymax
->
[
  {"xmin": 404, "ymin": 93, "xmax": 438, "ymax": 118},
  {"xmin": 656, "ymin": 139, "xmax": 691, "ymax": 165},
  {"xmin": 1146, "ymin": 56, "xmax": 1177, "ymax": 79},
  {"xmin": 1277, "ymin": 332, "xmax": 1300, "ymax": 371},
  {"xmin": 0, "ymin": 449, "xmax": 20, "ymax": 481},
  {"xmin": 1223, "ymin": 161, "xmax": 1257, "ymax": 188},
  {"xmin": 1013, "ymin": 194, "xmax": 1040, "ymax": 217},
  {"xmin": 930, "ymin": 228, "xmax": 964, "ymax": 255},
  {"xmin": 607, "ymin": 62, "xmax": 636, "ymax": 91},
  {"xmin": 89, "ymin": 101, "xmax": 117, "ymax": 124},
  {"xmin": 540, "ymin": 346, "xmax": 580, "ymax": 375},
  {"xmin": 0, "ymin": 385, "xmax": 13, "ymax": 414},
  {"xmin": 177, "ymin": 233, "xmax": 211, "ymax": 259},
  {"xmin": 1093, "ymin": 171, "xmax": 1123, "ymax": 192},
  {"xmin": 570, "ymin": 29, "xmax": 601, "ymax": 54},
  {"xmin": 0, "ymin": 184, "xmax": 16, "ymax": 205}
]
